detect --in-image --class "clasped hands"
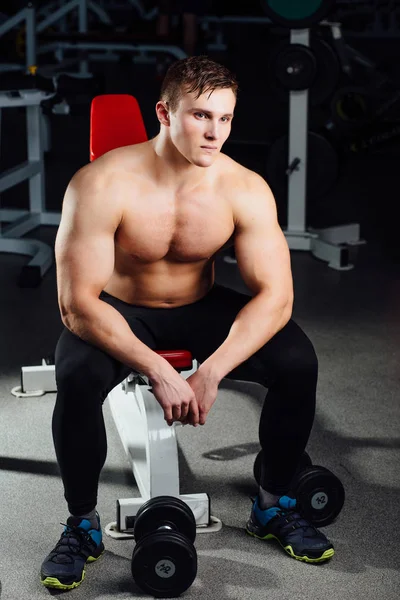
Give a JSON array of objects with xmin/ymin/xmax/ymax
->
[{"xmin": 150, "ymin": 365, "xmax": 220, "ymax": 428}]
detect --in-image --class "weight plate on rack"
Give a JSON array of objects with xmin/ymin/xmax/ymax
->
[
  {"xmin": 269, "ymin": 38, "xmax": 340, "ymax": 107},
  {"xmin": 331, "ymin": 86, "xmax": 375, "ymax": 130},
  {"xmin": 272, "ymin": 43, "xmax": 317, "ymax": 91},
  {"xmin": 260, "ymin": 0, "xmax": 336, "ymax": 29},
  {"xmin": 266, "ymin": 131, "xmax": 339, "ymax": 202}
]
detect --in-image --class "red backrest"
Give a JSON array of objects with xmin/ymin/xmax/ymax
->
[{"xmin": 90, "ymin": 94, "xmax": 148, "ymax": 161}]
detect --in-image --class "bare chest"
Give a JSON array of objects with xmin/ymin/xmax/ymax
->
[{"xmin": 115, "ymin": 195, "xmax": 234, "ymax": 263}]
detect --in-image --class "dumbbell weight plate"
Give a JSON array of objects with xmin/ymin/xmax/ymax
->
[
  {"xmin": 260, "ymin": 0, "xmax": 336, "ymax": 29},
  {"xmin": 272, "ymin": 44, "xmax": 317, "ymax": 91},
  {"xmin": 330, "ymin": 86, "xmax": 376, "ymax": 131},
  {"xmin": 253, "ymin": 450, "xmax": 312, "ymax": 486},
  {"xmin": 269, "ymin": 38, "xmax": 340, "ymax": 107},
  {"xmin": 292, "ymin": 465, "xmax": 345, "ymax": 527},
  {"xmin": 266, "ymin": 131, "xmax": 339, "ymax": 203},
  {"xmin": 131, "ymin": 530, "xmax": 197, "ymax": 598},
  {"xmin": 134, "ymin": 496, "xmax": 196, "ymax": 545}
]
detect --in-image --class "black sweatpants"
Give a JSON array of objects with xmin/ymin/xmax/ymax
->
[{"xmin": 53, "ymin": 283, "xmax": 318, "ymax": 515}]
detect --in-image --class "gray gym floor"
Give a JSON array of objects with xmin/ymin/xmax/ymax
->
[{"xmin": 0, "ymin": 227, "xmax": 399, "ymax": 600}]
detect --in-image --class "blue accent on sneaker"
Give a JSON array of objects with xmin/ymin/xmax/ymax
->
[
  {"xmin": 277, "ymin": 496, "xmax": 297, "ymax": 511},
  {"xmin": 254, "ymin": 495, "xmax": 297, "ymax": 526},
  {"xmin": 64, "ymin": 518, "xmax": 103, "ymax": 547}
]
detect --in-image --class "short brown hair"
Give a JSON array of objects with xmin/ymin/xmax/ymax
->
[{"xmin": 160, "ymin": 55, "xmax": 239, "ymax": 113}]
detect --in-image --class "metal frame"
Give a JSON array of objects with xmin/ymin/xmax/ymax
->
[
  {"xmin": 0, "ymin": 0, "xmax": 186, "ymax": 77},
  {"xmin": 36, "ymin": 0, "xmax": 90, "ymax": 75},
  {"xmin": 283, "ymin": 29, "xmax": 366, "ymax": 271},
  {"xmin": 38, "ymin": 41, "xmax": 187, "ymax": 65},
  {"xmin": 0, "ymin": 90, "xmax": 60, "ymax": 285},
  {"xmin": 223, "ymin": 27, "xmax": 366, "ymax": 270},
  {"xmin": 0, "ymin": 5, "xmax": 37, "ymax": 73},
  {"xmin": 32, "ymin": 0, "xmax": 186, "ymax": 70}
]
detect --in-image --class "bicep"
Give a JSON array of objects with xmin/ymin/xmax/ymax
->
[
  {"xmin": 233, "ymin": 180, "xmax": 293, "ymax": 304},
  {"xmin": 55, "ymin": 172, "xmax": 121, "ymax": 316}
]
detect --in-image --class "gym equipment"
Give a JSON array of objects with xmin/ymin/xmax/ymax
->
[
  {"xmin": 270, "ymin": 43, "xmax": 317, "ymax": 92},
  {"xmin": 0, "ymin": 72, "xmax": 60, "ymax": 287},
  {"xmin": 34, "ymin": 0, "xmax": 186, "ymax": 75},
  {"xmin": 260, "ymin": 0, "xmax": 336, "ymax": 29},
  {"xmin": 0, "ymin": 4, "xmax": 36, "ymax": 74},
  {"xmin": 292, "ymin": 465, "xmax": 345, "ymax": 527},
  {"xmin": 106, "ymin": 349, "xmax": 214, "ymax": 535},
  {"xmin": 131, "ymin": 496, "xmax": 198, "ymax": 598},
  {"xmin": 325, "ymin": 38, "xmax": 400, "ymax": 156},
  {"xmin": 15, "ymin": 94, "xmax": 221, "ymax": 537},
  {"xmin": 253, "ymin": 449, "xmax": 313, "ymax": 486},
  {"xmin": 266, "ymin": 131, "xmax": 339, "ymax": 202},
  {"xmin": 253, "ymin": 449, "xmax": 345, "ymax": 527},
  {"xmin": 273, "ymin": 28, "xmax": 366, "ymax": 271},
  {"xmin": 1, "ymin": 1, "xmax": 186, "ymax": 80},
  {"xmin": 269, "ymin": 37, "xmax": 340, "ymax": 107},
  {"xmin": 333, "ymin": 0, "xmax": 400, "ymax": 38},
  {"xmin": 330, "ymin": 86, "xmax": 376, "ymax": 131},
  {"xmin": 222, "ymin": 24, "xmax": 366, "ymax": 271}
]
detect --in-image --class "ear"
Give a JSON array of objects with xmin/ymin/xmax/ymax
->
[{"xmin": 155, "ymin": 101, "xmax": 170, "ymax": 126}]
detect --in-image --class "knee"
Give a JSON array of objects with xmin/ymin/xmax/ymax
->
[
  {"xmin": 56, "ymin": 358, "xmax": 94, "ymax": 396},
  {"xmin": 277, "ymin": 330, "xmax": 318, "ymax": 379},
  {"xmin": 55, "ymin": 347, "xmax": 111, "ymax": 398}
]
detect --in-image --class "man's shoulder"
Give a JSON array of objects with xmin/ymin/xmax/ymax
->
[
  {"xmin": 217, "ymin": 153, "xmax": 274, "ymax": 227},
  {"xmin": 71, "ymin": 142, "xmax": 150, "ymax": 189},
  {"xmin": 218, "ymin": 152, "xmax": 267, "ymax": 192}
]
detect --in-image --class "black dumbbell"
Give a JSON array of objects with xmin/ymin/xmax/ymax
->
[
  {"xmin": 253, "ymin": 450, "xmax": 345, "ymax": 527},
  {"xmin": 253, "ymin": 449, "xmax": 312, "ymax": 486},
  {"xmin": 131, "ymin": 496, "xmax": 197, "ymax": 598},
  {"xmin": 291, "ymin": 465, "xmax": 345, "ymax": 528}
]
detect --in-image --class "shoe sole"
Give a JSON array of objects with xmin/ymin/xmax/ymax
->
[
  {"xmin": 246, "ymin": 529, "xmax": 335, "ymax": 563},
  {"xmin": 41, "ymin": 550, "xmax": 104, "ymax": 590}
]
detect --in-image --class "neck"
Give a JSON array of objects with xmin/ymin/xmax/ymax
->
[{"xmin": 150, "ymin": 130, "xmax": 208, "ymax": 191}]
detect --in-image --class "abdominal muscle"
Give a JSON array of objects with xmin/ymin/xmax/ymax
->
[{"xmin": 103, "ymin": 256, "xmax": 216, "ymax": 308}]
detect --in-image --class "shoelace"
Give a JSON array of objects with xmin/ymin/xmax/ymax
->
[
  {"xmin": 273, "ymin": 510, "xmax": 317, "ymax": 534},
  {"xmin": 249, "ymin": 495, "xmax": 319, "ymax": 536},
  {"xmin": 49, "ymin": 523, "xmax": 95, "ymax": 563}
]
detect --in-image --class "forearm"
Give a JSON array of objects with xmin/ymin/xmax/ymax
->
[
  {"xmin": 201, "ymin": 291, "xmax": 292, "ymax": 381},
  {"xmin": 62, "ymin": 299, "xmax": 167, "ymax": 380}
]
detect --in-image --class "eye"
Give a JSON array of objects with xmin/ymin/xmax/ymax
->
[{"xmin": 195, "ymin": 112, "xmax": 206, "ymax": 119}]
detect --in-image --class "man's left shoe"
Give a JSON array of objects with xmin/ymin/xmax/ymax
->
[{"xmin": 246, "ymin": 495, "xmax": 335, "ymax": 563}]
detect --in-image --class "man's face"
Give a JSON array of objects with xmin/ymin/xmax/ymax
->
[{"xmin": 168, "ymin": 87, "xmax": 236, "ymax": 167}]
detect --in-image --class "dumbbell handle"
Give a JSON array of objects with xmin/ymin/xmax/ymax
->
[{"xmin": 158, "ymin": 525, "xmax": 174, "ymax": 532}]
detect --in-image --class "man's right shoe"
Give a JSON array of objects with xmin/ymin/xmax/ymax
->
[
  {"xmin": 246, "ymin": 495, "xmax": 335, "ymax": 563},
  {"xmin": 40, "ymin": 513, "xmax": 105, "ymax": 590}
]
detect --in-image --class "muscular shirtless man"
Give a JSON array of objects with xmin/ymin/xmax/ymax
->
[{"xmin": 41, "ymin": 56, "xmax": 334, "ymax": 591}]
